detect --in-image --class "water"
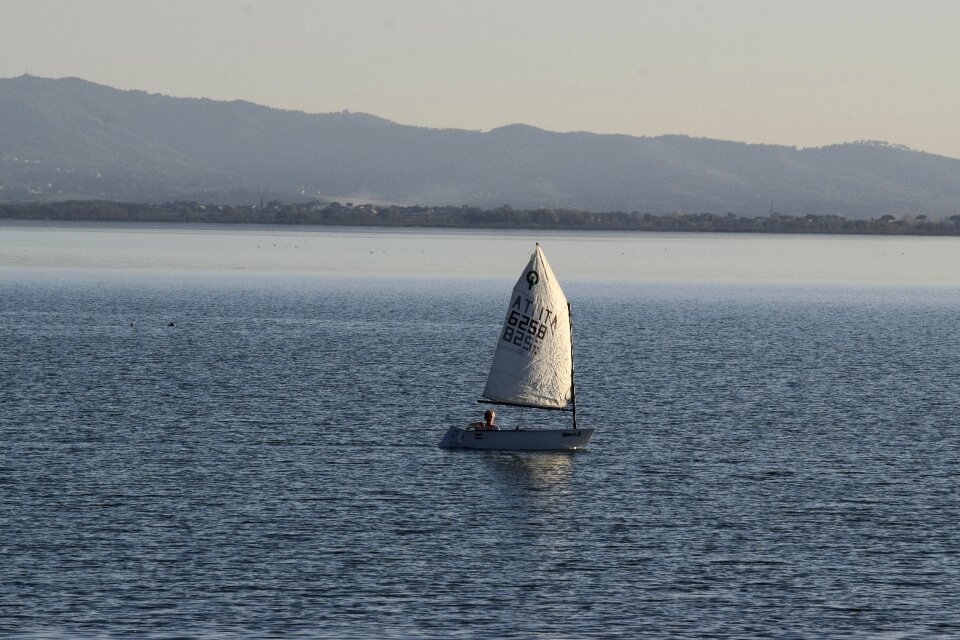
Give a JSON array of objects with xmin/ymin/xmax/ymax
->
[{"xmin": 2, "ymin": 224, "xmax": 960, "ymax": 637}]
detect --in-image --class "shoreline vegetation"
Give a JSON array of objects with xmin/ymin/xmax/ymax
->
[{"xmin": 3, "ymin": 199, "xmax": 960, "ymax": 236}]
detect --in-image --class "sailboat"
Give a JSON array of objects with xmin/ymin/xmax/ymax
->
[{"xmin": 439, "ymin": 244, "xmax": 595, "ymax": 450}]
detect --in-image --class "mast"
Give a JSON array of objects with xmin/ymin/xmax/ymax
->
[{"xmin": 568, "ymin": 301, "xmax": 577, "ymax": 430}]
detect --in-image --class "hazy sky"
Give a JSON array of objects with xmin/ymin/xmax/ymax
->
[{"xmin": 3, "ymin": 0, "xmax": 960, "ymax": 158}]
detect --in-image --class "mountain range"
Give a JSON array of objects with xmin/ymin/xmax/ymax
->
[{"xmin": 2, "ymin": 74, "xmax": 960, "ymax": 219}]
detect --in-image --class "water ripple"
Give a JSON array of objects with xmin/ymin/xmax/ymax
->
[{"xmin": 1, "ymin": 274, "xmax": 959, "ymax": 637}]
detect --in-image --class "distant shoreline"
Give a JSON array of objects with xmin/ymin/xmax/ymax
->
[{"xmin": 3, "ymin": 200, "xmax": 960, "ymax": 237}]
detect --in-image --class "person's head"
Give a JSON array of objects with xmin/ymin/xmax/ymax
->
[{"xmin": 484, "ymin": 409, "xmax": 495, "ymax": 424}]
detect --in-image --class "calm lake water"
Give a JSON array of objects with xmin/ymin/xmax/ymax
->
[{"xmin": 2, "ymin": 223, "xmax": 959, "ymax": 638}]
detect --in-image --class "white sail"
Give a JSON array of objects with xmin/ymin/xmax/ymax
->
[{"xmin": 481, "ymin": 245, "xmax": 572, "ymax": 410}]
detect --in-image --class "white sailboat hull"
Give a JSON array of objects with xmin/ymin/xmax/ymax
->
[{"xmin": 438, "ymin": 426, "xmax": 595, "ymax": 451}]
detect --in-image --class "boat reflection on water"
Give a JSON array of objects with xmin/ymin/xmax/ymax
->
[
  {"xmin": 479, "ymin": 453, "xmax": 586, "ymax": 564},
  {"xmin": 483, "ymin": 451, "xmax": 578, "ymax": 502}
]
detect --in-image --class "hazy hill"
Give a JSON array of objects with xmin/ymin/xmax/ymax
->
[{"xmin": 3, "ymin": 74, "xmax": 960, "ymax": 218}]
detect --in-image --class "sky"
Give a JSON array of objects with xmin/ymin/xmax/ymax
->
[{"xmin": 3, "ymin": 0, "xmax": 960, "ymax": 158}]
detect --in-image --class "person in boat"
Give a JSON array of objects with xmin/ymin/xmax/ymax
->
[{"xmin": 468, "ymin": 409, "xmax": 500, "ymax": 430}]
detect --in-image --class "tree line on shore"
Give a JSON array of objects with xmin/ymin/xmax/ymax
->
[{"xmin": 3, "ymin": 199, "xmax": 960, "ymax": 236}]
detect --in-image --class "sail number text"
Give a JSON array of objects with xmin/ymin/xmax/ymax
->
[{"xmin": 501, "ymin": 296, "xmax": 560, "ymax": 355}]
